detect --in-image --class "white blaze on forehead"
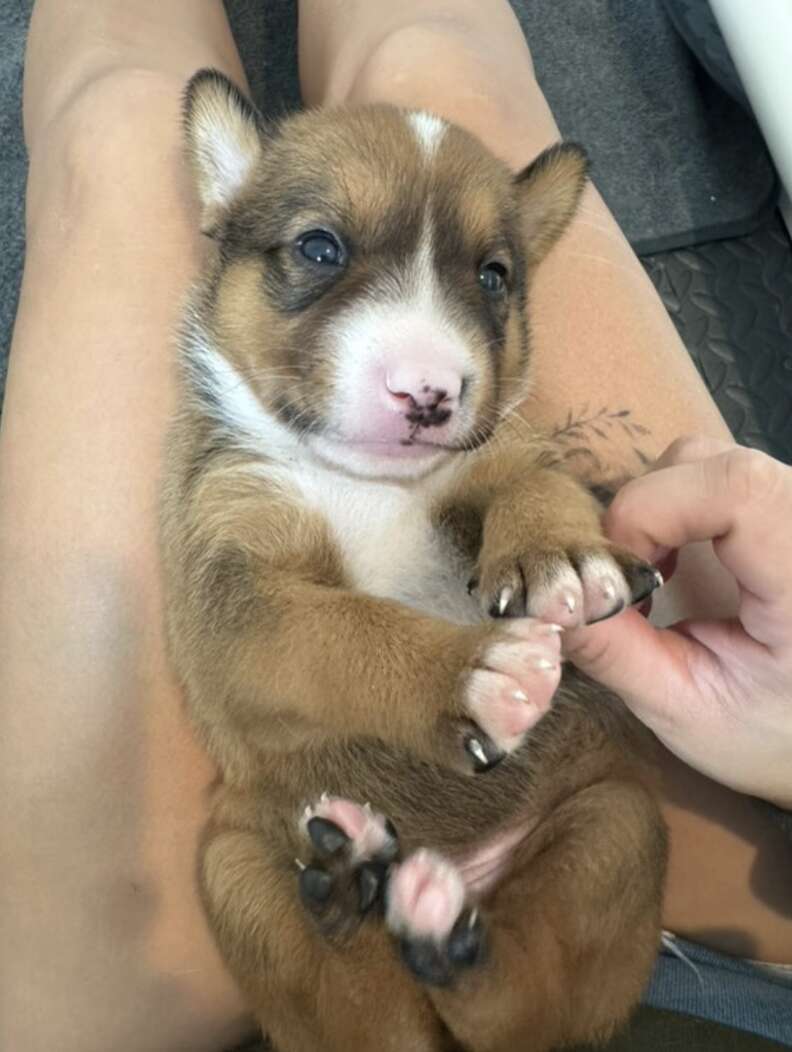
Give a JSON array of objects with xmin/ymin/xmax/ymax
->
[
  {"xmin": 407, "ymin": 111, "xmax": 447, "ymax": 158},
  {"xmin": 328, "ymin": 204, "xmax": 477, "ymax": 455},
  {"xmin": 333, "ymin": 208, "xmax": 473, "ymax": 384}
]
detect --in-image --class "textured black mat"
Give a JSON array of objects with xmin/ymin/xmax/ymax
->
[{"xmin": 642, "ymin": 215, "xmax": 792, "ymax": 464}]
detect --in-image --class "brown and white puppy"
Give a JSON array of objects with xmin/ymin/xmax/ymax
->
[{"xmin": 161, "ymin": 70, "xmax": 667, "ymax": 1052}]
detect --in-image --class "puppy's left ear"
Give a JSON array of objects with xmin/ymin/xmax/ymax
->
[
  {"xmin": 514, "ymin": 143, "xmax": 588, "ymax": 265},
  {"xmin": 183, "ymin": 68, "xmax": 265, "ymax": 233}
]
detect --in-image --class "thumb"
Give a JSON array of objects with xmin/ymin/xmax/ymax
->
[{"xmin": 564, "ymin": 608, "xmax": 700, "ymax": 731}]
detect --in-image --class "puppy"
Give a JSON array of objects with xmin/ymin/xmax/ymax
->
[{"xmin": 161, "ymin": 70, "xmax": 667, "ymax": 1052}]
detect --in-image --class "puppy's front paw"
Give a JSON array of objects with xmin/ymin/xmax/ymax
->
[
  {"xmin": 475, "ymin": 543, "xmax": 661, "ymax": 628},
  {"xmin": 387, "ymin": 850, "xmax": 484, "ymax": 986},
  {"xmin": 459, "ymin": 618, "xmax": 562, "ymax": 772}
]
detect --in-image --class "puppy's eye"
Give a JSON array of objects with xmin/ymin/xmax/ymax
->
[
  {"xmin": 478, "ymin": 261, "xmax": 509, "ymax": 295},
  {"xmin": 296, "ymin": 230, "xmax": 345, "ymax": 266}
]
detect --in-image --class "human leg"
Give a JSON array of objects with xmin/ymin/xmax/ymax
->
[{"xmin": 1, "ymin": 4, "xmax": 256, "ymax": 1051}]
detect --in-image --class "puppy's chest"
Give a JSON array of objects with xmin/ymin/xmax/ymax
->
[{"xmin": 285, "ymin": 464, "xmax": 481, "ymax": 625}]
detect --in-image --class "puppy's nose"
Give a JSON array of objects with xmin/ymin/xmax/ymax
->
[{"xmin": 384, "ymin": 366, "xmax": 463, "ymax": 413}]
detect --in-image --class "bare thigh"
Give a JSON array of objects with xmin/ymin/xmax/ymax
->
[{"xmin": 1, "ymin": 4, "xmax": 256, "ymax": 1051}]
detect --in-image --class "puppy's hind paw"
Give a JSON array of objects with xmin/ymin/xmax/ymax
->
[
  {"xmin": 297, "ymin": 797, "xmax": 399, "ymax": 932},
  {"xmin": 387, "ymin": 850, "xmax": 485, "ymax": 986}
]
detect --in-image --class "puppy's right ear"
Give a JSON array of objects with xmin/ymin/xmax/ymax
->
[{"xmin": 183, "ymin": 69, "xmax": 264, "ymax": 233}]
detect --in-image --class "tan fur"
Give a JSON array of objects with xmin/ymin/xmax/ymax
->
[{"xmin": 161, "ymin": 71, "xmax": 666, "ymax": 1052}]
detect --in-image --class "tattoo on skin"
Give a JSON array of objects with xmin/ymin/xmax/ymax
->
[{"xmin": 550, "ymin": 405, "xmax": 652, "ymax": 494}]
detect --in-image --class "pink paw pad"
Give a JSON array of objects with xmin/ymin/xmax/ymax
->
[
  {"xmin": 387, "ymin": 850, "xmax": 466, "ymax": 943},
  {"xmin": 301, "ymin": 796, "xmax": 395, "ymax": 863},
  {"xmin": 526, "ymin": 556, "xmax": 635, "ymax": 627},
  {"xmin": 465, "ymin": 618, "xmax": 562, "ymax": 755}
]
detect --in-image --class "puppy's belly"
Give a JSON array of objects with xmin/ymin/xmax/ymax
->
[{"xmin": 455, "ymin": 817, "xmax": 538, "ymax": 897}]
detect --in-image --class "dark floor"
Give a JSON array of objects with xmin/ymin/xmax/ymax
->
[{"xmin": 642, "ymin": 215, "xmax": 792, "ymax": 463}]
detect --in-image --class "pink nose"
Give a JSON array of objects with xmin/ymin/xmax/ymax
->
[{"xmin": 384, "ymin": 365, "xmax": 463, "ymax": 412}]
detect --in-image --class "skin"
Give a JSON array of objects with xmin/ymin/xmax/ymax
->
[
  {"xmin": 568, "ymin": 435, "xmax": 792, "ymax": 810},
  {"xmin": 1, "ymin": 2, "xmax": 789, "ymax": 1051}
]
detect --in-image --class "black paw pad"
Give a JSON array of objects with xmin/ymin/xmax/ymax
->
[
  {"xmin": 307, "ymin": 816, "xmax": 349, "ymax": 857},
  {"xmin": 400, "ymin": 938, "xmax": 454, "ymax": 987},
  {"xmin": 357, "ymin": 860, "xmax": 389, "ymax": 915},
  {"xmin": 625, "ymin": 563, "xmax": 663, "ymax": 605},
  {"xmin": 299, "ymin": 866, "xmax": 334, "ymax": 908},
  {"xmin": 447, "ymin": 910, "xmax": 485, "ymax": 969},
  {"xmin": 399, "ymin": 909, "xmax": 485, "ymax": 987}
]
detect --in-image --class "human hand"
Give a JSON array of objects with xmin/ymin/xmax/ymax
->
[{"xmin": 565, "ymin": 436, "xmax": 792, "ymax": 808}]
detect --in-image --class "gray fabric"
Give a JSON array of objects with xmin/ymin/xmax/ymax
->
[
  {"xmin": 512, "ymin": 0, "xmax": 777, "ymax": 253},
  {"xmin": 225, "ymin": 0, "xmax": 300, "ymax": 119},
  {"xmin": 0, "ymin": 0, "xmax": 30, "ymax": 398},
  {"xmin": 645, "ymin": 933, "xmax": 792, "ymax": 1045}
]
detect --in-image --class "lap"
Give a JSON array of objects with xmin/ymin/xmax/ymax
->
[{"xmin": 3, "ymin": 5, "xmax": 788, "ymax": 1051}]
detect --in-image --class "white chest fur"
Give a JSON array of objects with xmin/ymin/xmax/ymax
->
[
  {"xmin": 188, "ymin": 337, "xmax": 481, "ymax": 624},
  {"xmin": 282, "ymin": 461, "xmax": 482, "ymax": 626}
]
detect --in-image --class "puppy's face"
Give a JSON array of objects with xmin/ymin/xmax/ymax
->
[{"xmin": 184, "ymin": 72, "xmax": 587, "ymax": 480}]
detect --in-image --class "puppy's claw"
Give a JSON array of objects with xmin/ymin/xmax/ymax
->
[
  {"xmin": 626, "ymin": 563, "xmax": 665, "ymax": 605},
  {"xmin": 447, "ymin": 909, "xmax": 485, "ymax": 969},
  {"xmin": 307, "ymin": 816, "xmax": 349, "ymax": 857},
  {"xmin": 498, "ymin": 587, "xmax": 513, "ymax": 615},
  {"xmin": 464, "ymin": 733, "xmax": 504, "ymax": 773}
]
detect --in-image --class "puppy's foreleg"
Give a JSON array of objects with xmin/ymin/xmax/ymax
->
[
  {"xmin": 442, "ymin": 438, "xmax": 660, "ymax": 627},
  {"xmin": 169, "ymin": 489, "xmax": 563, "ymax": 773}
]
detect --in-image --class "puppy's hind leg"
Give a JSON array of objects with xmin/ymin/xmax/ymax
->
[
  {"xmin": 200, "ymin": 790, "xmax": 450, "ymax": 1052},
  {"xmin": 390, "ymin": 780, "xmax": 665, "ymax": 1052}
]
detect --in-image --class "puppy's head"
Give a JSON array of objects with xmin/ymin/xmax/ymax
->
[{"xmin": 184, "ymin": 70, "xmax": 587, "ymax": 480}]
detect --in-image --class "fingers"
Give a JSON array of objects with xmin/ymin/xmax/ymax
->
[
  {"xmin": 564, "ymin": 608, "xmax": 701, "ymax": 735},
  {"xmin": 604, "ymin": 439, "xmax": 792, "ymax": 651},
  {"xmin": 652, "ymin": 434, "xmax": 735, "ymax": 470}
]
